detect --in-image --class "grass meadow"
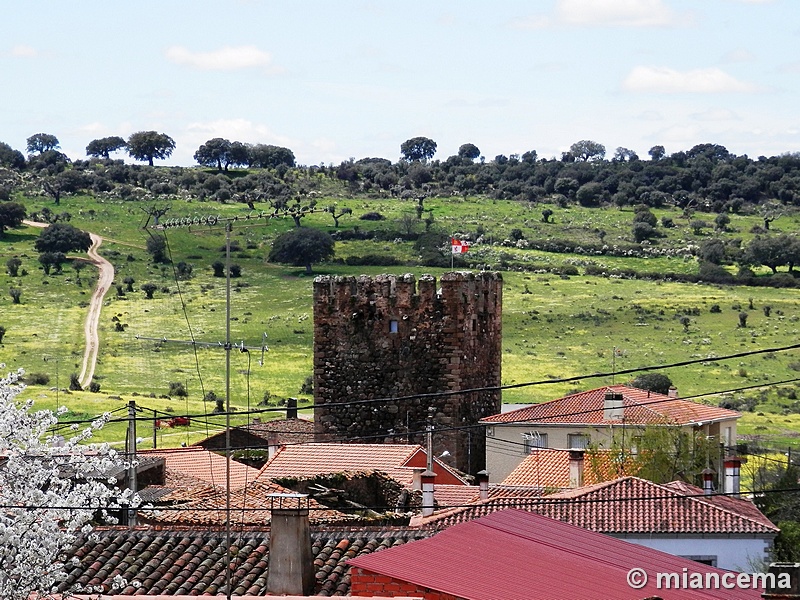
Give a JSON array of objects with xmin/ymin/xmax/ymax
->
[{"xmin": 1, "ymin": 189, "xmax": 798, "ymax": 449}]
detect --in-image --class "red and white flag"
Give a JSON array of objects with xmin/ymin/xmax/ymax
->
[{"xmin": 451, "ymin": 238, "xmax": 469, "ymax": 254}]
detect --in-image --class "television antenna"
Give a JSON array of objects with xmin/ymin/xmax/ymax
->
[{"xmin": 143, "ymin": 205, "xmax": 321, "ymax": 599}]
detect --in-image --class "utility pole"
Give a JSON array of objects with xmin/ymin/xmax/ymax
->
[{"xmin": 126, "ymin": 400, "xmax": 137, "ymax": 527}]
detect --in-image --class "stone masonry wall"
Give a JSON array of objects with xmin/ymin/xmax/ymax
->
[{"xmin": 313, "ymin": 272, "xmax": 502, "ymax": 475}]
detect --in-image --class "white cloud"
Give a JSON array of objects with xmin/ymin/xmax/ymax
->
[
  {"xmin": 691, "ymin": 108, "xmax": 742, "ymax": 122},
  {"xmin": 555, "ymin": 0, "xmax": 685, "ymax": 27},
  {"xmin": 10, "ymin": 45, "xmax": 38, "ymax": 58},
  {"xmin": 622, "ymin": 66, "xmax": 757, "ymax": 93},
  {"xmin": 165, "ymin": 45, "xmax": 282, "ymax": 73},
  {"xmin": 512, "ymin": 0, "xmax": 690, "ymax": 30},
  {"xmin": 721, "ymin": 48, "xmax": 755, "ymax": 63},
  {"xmin": 186, "ymin": 118, "xmax": 293, "ymax": 146}
]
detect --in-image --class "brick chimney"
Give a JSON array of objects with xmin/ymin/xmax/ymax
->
[
  {"xmin": 266, "ymin": 494, "xmax": 315, "ymax": 596},
  {"xmin": 286, "ymin": 397, "xmax": 298, "ymax": 419},
  {"xmin": 421, "ymin": 470, "xmax": 436, "ymax": 517},
  {"xmin": 476, "ymin": 470, "xmax": 489, "ymax": 501},
  {"xmin": 701, "ymin": 468, "xmax": 715, "ymax": 495},
  {"xmin": 724, "ymin": 457, "xmax": 743, "ymax": 497},
  {"xmin": 569, "ymin": 450, "xmax": 585, "ymax": 489},
  {"xmin": 603, "ymin": 391, "xmax": 624, "ymax": 421},
  {"xmin": 761, "ymin": 563, "xmax": 800, "ymax": 598}
]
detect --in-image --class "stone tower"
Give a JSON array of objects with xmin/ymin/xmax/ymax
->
[{"xmin": 312, "ymin": 271, "xmax": 502, "ymax": 475}]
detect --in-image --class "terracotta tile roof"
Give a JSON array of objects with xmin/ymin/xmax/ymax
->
[
  {"xmin": 662, "ymin": 480, "xmax": 778, "ymax": 530},
  {"xmin": 501, "ymin": 448, "xmax": 639, "ymax": 487},
  {"xmin": 481, "ymin": 384, "xmax": 741, "ymax": 425},
  {"xmin": 56, "ymin": 526, "xmax": 431, "ymax": 597},
  {"xmin": 143, "ymin": 480, "xmax": 354, "ymax": 527},
  {"xmin": 256, "ymin": 443, "xmax": 467, "ymax": 487},
  {"xmin": 139, "ymin": 447, "xmax": 260, "ymax": 491},
  {"xmin": 431, "ymin": 484, "xmax": 545, "ymax": 508},
  {"xmin": 193, "ymin": 417, "xmax": 316, "ymax": 447},
  {"xmin": 349, "ymin": 509, "xmax": 762, "ymax": 600},
  {"xmin": 413, "ymin": 476, "xmax": 778, "ymax": 535}
]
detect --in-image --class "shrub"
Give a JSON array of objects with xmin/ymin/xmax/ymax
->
[
  {"xmin": 24, "ymin": 372, "xmax": 50, "ymax": 385},
  {"xmin": 168, "ymin": 381, "xmax": 188, "ymax": 397},
  {"xmin": 360, "ymin": 212, "xmax": 385, "ymax": 221}
]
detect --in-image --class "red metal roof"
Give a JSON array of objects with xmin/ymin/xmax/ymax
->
[
  {"xmin": 481, "ymin": 384, "xmax": 741, "ymax": 425},
  {"xmin": 349, "ymin": 509, "xmax": 762, "ymax": 599}
]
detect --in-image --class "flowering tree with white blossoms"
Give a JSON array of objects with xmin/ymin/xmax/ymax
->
[{"xmin": 0, "ymin": 368, "xmax": 133, "ymax": 600}]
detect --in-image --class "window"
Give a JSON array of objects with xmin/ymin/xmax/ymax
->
[
  {"xmin": 683, "ymin": 556, "xmax": 717, "ymax": 567},
  {"xmin": 568, "ymin": 434, "xmax": 590, "ymax": 449},
  {"xmin": 389, "ymin": 320, "xmax": 398, "ymax": 333},
  {"xmin": 523, "ymin": 432, "xmax": 547, "ymax": 453}
]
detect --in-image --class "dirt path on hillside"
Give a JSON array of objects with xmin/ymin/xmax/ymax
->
[{"xmin": 24, "ymin": 220, "xmax": 114, "ymax": 389}]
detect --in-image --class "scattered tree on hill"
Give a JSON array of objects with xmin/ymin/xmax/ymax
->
[
  {"xmin": 0, "ymin": 142, "xmax": 25, "ymax": 168},
  {"xmin": 86, "ymin": 136, "xmax": 127, "ymax": 159},
  {"xmin": 326, "ymin": 206, "xmax": 352, "ymax": 228},
  {"xmin": 247, "ymin": 144, "xmax": 295, "ymax": 169},
  {"xmin": 458, "ymin": 143, "xmax": 481, "ymax": 161},
  {"xmin": 145, "ymin": 234, "xmax": 169, "ymax": 263},
  {"xmin": 541, "ymin": 208, "xmax": 553, "ymax": 223},
  {"xmin": 0, "ymin": 202, "xmax": 26, "ymax": 236},
  {"xmin": 630, "ymin": 372, "xmax": 673, "ymax": 395},
  {"xmin": 126, "ymin": 131, "xmax": 175, "ymax": 166},
  {"xmin": 9, "ymin": 288, "xmax": 21, "ymax": 304},
  {"xmin": 194, "ymin": 138, "xmax": 244, "ymax": 172},
  {"xmin": 38, "ymin": 252, "xmax": 67, "ymax": 275},
  {"xmin": 34, "ymin": 223, "xmax": 91, "ymax": 254},
  {"xmin": 123, "ymin": 276, "xmax": 135, "ymax": 292},
  {"xmin": 0, "ymin": 325, "xmax": 5, "ymax": 343},
  {"xmin": 268, "ymin": 227, "xmax": 335, "ymax": 274},
  {"xmin": 141, "ymin": 282, "xmax": 158, "ymax": 299},
  {"xmin": 569, "ymin": 139, "xmax": 606, "ymax": 162},
  {"xmin": 41, "ymin": 170, "xmax": 85, "ymax": 205},
  {"xmin": 6, "ymin": 257, "xmax": 21, "ymax": 277},
  {"xmin": 26, "ymin": 133, "xmax": 60, "ymax": 155},
  {"xmin": 648, "ymin": 145, "xmax": 666, "ymax": 161},
  {"xmin": 400, "ymin": 137, "xmax": 437, "ymax": 162},
  {"xmin": 745, "ymin": 235, "xmax": 791, "ymax": 273}
]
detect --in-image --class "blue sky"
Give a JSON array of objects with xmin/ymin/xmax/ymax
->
[{"xmin": 2, "ymin": 0, "xmax": 798, "ymax": 166}]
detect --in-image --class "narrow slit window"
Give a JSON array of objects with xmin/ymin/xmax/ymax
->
[{"xmin": 389, "ymin": 320, "xmax": 399, "ymax": 333}]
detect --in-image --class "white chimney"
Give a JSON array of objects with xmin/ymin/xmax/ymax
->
[
  {"xmin": 702, "ymin": 468, "xmax": 715, "ymax": 495},
  {"xmin": 421, "ymin": 470, "xmax": 436, "ymax": 517},
  {"xmin": 476, "ymin": 470, "xmax": 489, "ymax": 501},
  {"xmin": 569, "ymin": 450, "xmax": 585, "ymax": 489},
  {"xmin": 266, "ymin": 494, "xmax": 314, "ymax": 596},
  {"xmin": 411, "ymin": 467, "xmax": 424, "ymax": 491},
  {"xmin": 668, "ymin": 386, "xmax": 679, "ymax": 398},
  {"xmin": 603, "ymin": 391, "xmax": 624, "ymax": 421},
  {"xmin": 724, "ymin": 458, "xmax": 742, "ymax": 497}
]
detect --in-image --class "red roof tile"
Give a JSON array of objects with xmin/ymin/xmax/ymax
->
[
  {"xmin": 256, "ymin": 443, "xmax": 467, "ymax": 487},
  {"xmin": 414, "ymin": 477, "xmax": 777, "ymax": 536},
  {"xmin": 143, "ymin": 480, "xmax": 352, "ymax": 526},
  {"xmin": 481, "ymin": 384, "xmax": 741, "ymax": 425},
  {"xmin": 139, "ymin": 447, "xmax": 260, "ymax": 491},
  {"xmin": 501, "ymin": 448, "xmax": 638, "ymax": 487},
  {"xmin": 349, "ymin": 509, "xmax": 761, "ymax": 599}
]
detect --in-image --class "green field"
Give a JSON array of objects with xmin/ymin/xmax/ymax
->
[{"xmin": 1, "ymin": 191, "xmax": 798, "ymax": 449}]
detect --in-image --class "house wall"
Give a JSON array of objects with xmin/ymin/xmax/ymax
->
[
  {"xmin": 351, "ymin": 567, "xmax": 462, "ymax": 599},
  {"xmin": 313, "ymin": 272, "xmax": 502, "ymax": 475},
  {"xmin": 617, "ymin": 535, "xmax": 773, "ymax": 572},
  {"xmin": 485, "ymin": 419, "xmax": 739, "ymax": 484}
]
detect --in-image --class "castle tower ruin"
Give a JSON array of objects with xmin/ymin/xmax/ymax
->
[{"xmin": 312, "ymin": 271, "xmax": 502, "ymax": 475}]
